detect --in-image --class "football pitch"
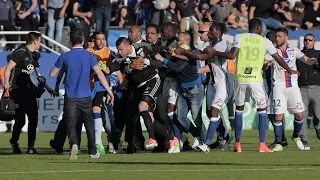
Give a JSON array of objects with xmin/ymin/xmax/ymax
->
[{"xmin": 0, "ymin": 130, "xmax": 319, "ymax": 180}]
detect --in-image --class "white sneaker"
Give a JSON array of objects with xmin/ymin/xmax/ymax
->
[
  {"xmin": 90, "ymin": 152, "xmax": 100, "ymax": 159},
  {"xmin": 108, "ymin": 142, "xmax": 115, "ymax": 153},
  {"xmin": 62, "ymin": 149, "xmax": 81, "ymax": 155},
  {"xmin": 272, "ymin": 144, "xmax": 284, "ymax": 152},
  {"xmin": 197, "ymin": 143, "xmax": 210, "ymax": 153},
  {"xmin": 292, "ymin": 137, "xmax": 305, "ymax": 150},
  {"xmin": 69, "ymin": 144, "xmax": 78, "ymax": 160},
  {"xmin": 191, "ymin": 137, "xmax": 200, "ymax": 150}
]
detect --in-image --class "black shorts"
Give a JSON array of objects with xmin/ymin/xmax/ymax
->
[
  {"xmin": 92, "ymin": 91, "xmax": 106, "ymax": 107},
  {"xmin": 138, "ymin": 76, "xmax": 161, "ymax": 104}
]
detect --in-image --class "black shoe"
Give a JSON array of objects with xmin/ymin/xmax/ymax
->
[
  {"xmin": 301, "ymin": 139, "xmax": 308, "ymax": 146},
  {"xmin": 210, "ymin": 136, "xmax": 223, "ymax": 149},
  {"xmin": 26, "ymin": 147, "xmax": 38, "ymax": 154},
  {"xmin": 50, "ymin": 139, "xmax": 63, "ymax": 153},
  {"xmin": 10, "ymin": 139, "xmax": 22, "ymax": 154},
  {"xmin": 126, "ymin": 143, "xmax": 137, "ymax": 154},
  {"xmin": 269, "ymin": 139, "xmax": 288, "ymax": 148},
  {"xmin": 315, "ymin": 129, "xmax": 320, "ymax": 139},
  {"xmin": 281, "ymin": 139, "xmax": 288, "ymax": 148}
]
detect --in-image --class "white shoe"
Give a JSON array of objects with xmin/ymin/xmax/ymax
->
[
  {"xmin": 272, "ymin": 144, "xmax": 283, "ymax": 152},
  {"xmin": 108, "ymin": 142, "xmax": 115, "ymax": 153},
  {"xmin": 292, "ymin": 137, "xmax": 305, "ymax": 150},
  {"xmin": 69, "ymin": 144, "xmax": 78, "ymax": 160},
  {"xmin": 62, "ymin": 149, "xmax": 81, "ymax": 155},
  {"xmin": 191, "ymin": 137, "xmax": 200, "ymax": 150},
  {"xmin": 197, "ymin": 143, "xmax": 210, "ymax": 153},
  {"xmin": 90, "ymin": 152, "xmax": 100, "ymax": 159}
]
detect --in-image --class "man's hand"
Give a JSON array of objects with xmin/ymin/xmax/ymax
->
[
  {"xmin": 204, "ymin": 47, "xmax": 215, "ymax": 55},
  {"xmin": 130, "ymin": 57, "xmax": 145, "ymax": 70},
  {"xmin": 18, "ymin": 12, "xmax": 28, "ymax": 19},
  {"xmin": 47, "ymin": 88, "xmax": 58, "ymax": 97},
  {"xmin": 107, "ymin": 94, "xmax": 114, "ymax": 106},
  {"xmin": 155, "ymin": 53, "xmax": 164, "ymax": 61},
  {"xmin": 59, "ymin": 10, "xmax": 66, "ymax": 18},
  {"xmin": 174, "ymin": 47, "xmax": 184, "ymax": 55},
  {"xmin": 289, "ymin": 70, "xmax": 300, "ymax": 76}
]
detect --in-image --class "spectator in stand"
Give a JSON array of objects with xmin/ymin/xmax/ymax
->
[
  {"xmin": 271, "ymin": 0, "xmax": 292, "ymax": 26},
  {"xmin": 110, "ymin": 0, "xmax": 125, "ymax": 26},
  {"xmin": 116, "ymin": 6, "xmax": 134, "ymax": 28},
  {"xmin": 287, "ymin": 0, "xmax": 302, "ymax": 10},
  {"xmin": 135, "ymin": 0, "xmax": 154, "ymax": 26},
  {"xmin": 303, "ymin": 0, "xmax": 320, "ymax": 29},
  {"xmin": 249, "ymin": 0, "xmax": 283, "ymax": 35},
  {"xmin": 207, "ymin": 0, "xmax": 235, "ymax": 23},
  {"xmin": 43, "ymin": 0, "xmax": 70, "ymax": 51},
  {"xmin": 176, "ymin": 0, "xmax": 202, "ymax": 48},
  {"xmin": 198, "ymin": 3, "xmax": 211, "ymax": 23},
  {"xmin": 16, "ymin": 0, "xmax": 40, "ymax": 33},
  {"xmin": 283, "ymin": 1, "xmax": 305, "ymax": 29},
  {"xmin": 0, "ymin": 0, "xmax": 18, "ymax": 51},
  {"xmin": 151, "ymin": 0, "xmax": 179, "ymax": 26},
  {"xmin": 65, "ymin": 0, "xmax": 93, "ymax": 37},
  {"xmin": 92, "ymin": 0, "xmax": 112, "ymax": 46},
  {"xmin": 228, "ymin": 1, "xmax": 249, "ymax": 30}
]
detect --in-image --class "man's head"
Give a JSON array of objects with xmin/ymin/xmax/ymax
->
[
  {"xmin": 199, "ymin": 23, "xmax": 210, "ymax": 42},
  {"xmin": 116, "ymin": 37, "xmax": 132, "ymax": 57},
  {"xmin": 304, "ymin": 33, "xmax": 316, "ymax": 49},
  {"xmin": 146, "ymin": 23, "xmax": 160, "ymax": 44},
  {"xmin": 220, "ymin": 0, "xmax": 228, "ymax": 7},
  {"xmin": 266, "ymin": 31, "xmax": 277, "ymax": 47},
  {"xmin": 26, "ymin": 32, "xmax": 42, "ymax": 50},
  {"xmin": 279, "ymin": 0, "xmax": 287, "ymax": 8},
  {"xmin": 70, "ymin": 29, "xmax": 84, "ymax": 46},
  {"xmin": 177, "ymin": 32, "xmax": 191, "ymax": 47},
  {"xmin": 160, "ymin": 22, "xmax": 176, "ymax": 41},
  {"xmin": 248, "ymin": 18, "xmax": 263, "ymax": 35},
  {"xmin": 128, "ymin": 25, "xmax": 142, "ymax": 43},
  {"xmin": 208, "ymin": 22, "xmax": 227, "ymax": 42},
  {"xmin": 239, "ymin": 2, "xmax": 248, "ymax": 13},
  {"xmin": 275, "ymin": 27, "xmax": 289, "ymax": 47},
  {"xmin": 294, "ymin": 2, "xmax": 305, "ymax": 13},
  {"xmin": 93, "ymin": 31, "xmax": 106, "ymax": 50}
]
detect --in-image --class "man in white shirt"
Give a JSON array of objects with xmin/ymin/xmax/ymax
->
[{"xmin": 267, "ymin": 27, "xmax": 316, "ymax": 152}]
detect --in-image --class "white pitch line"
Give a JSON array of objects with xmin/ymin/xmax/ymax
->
[{"xmin": 0, "ymin": 168, "xmax": 317, "ymax": 174}]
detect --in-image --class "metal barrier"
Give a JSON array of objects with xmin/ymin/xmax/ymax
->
[{"xmin": 0, "ymin": 31, "xmax": 70, "ymax": 55}]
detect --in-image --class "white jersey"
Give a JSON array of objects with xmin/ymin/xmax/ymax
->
[
  {"xmin": 208, "ymin": 40, "xmax": 228, "ymax": 86},
  {"xmin": 271, "ymin": 45, "xmax": 304, "ymax": 87}
]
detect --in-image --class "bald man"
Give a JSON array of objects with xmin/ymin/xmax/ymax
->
[
  {"xmin": 198, "ymin": 23, "xmax": 211, "ymax": 51},
  {"xmin": 128, "ymin": 25, "xmax": 144, "ymax": 43},
  {"xmin": 155, "ymin": 32, "xmax": 207, "ymax": 149}
]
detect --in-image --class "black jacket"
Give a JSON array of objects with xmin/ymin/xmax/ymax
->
[{"xmin": 297, "ymin": 48, "xmax": 320, "ymax": 86}]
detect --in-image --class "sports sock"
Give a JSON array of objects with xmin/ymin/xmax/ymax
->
[
  {"xmin": 273, "ymin": 119, "xmax": 283, "ymax": 143},
  {"xmin": 153, "ymin": 121, "xmax": 174, "ymax": 140},
  {"xmin": 258, "ymin": 111, "xmax": 267, "ymax": 143},
  {"xmin": 167, "ymin": 112, "xmax": 180, "ymax": 139},
  {"xmin": 217, "ymin": 118, "xmax": 228, "ymax": 138},
  {"xmin": 141, "ymin": 110, "xmax": 155, "ymax": 139},
  {"xmin": 93, "ymin": 113, "xmax": 103, "ymax": 145},
  {"xmin": 235, "ymin": 110, "xmax": 243, "ymax": 143},
  {"xmin": 293, "ymin": 118, "xmax": 304, "ymax": 138},
  {"xmin": 205, "ymin": 116, "xmax": 221, "ymax": 145}
]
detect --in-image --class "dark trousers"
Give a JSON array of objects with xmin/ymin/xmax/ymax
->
[
  {"xmin": 21, "ymin": 14, "xmax": 39, "ymax": 41},
  {"xmin": 51, "ymin": 113, "xmax": 82, "ymax": 152},
  {"xmin": 153, "ymin": 82, "xmax": 172, "ymax": 151},
  {"xmin": 0, "ymin": 20, "xmax": 18, "ymax": 50},
  {"xmin": 124, "ymin": 88, "xmax": 145, "ymax": 149},
  {"xmin": 64, "ymin": 97, "xmax": 96, "ymax": 154},
  {"xmin": 10, "ymin": 89, "xmax": 38, "ymax": 147}
]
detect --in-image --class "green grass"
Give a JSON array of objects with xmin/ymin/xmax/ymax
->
[{"xmin": 0, "ymin": 130, "xmax": 319, "ymax": 180}]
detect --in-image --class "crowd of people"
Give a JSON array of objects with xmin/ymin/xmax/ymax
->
[
  {"xmin": 3, "ymin": 16, "xmax": 320, "ymax": 159},
  {"xmin": 1, "ymin": 0, "xmax": 320, "ymax": 50}
]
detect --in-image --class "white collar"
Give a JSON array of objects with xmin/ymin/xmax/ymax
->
[{"xmin": 128, "ymin": 46, "xmax": 136, "ymax": 57}]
